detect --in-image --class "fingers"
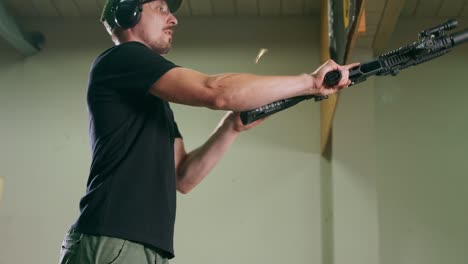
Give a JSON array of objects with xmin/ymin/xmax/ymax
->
[
  {"xmin": 314, "ymin": 59, "xmax": 359, "ymax": 95},
  {"xmin": 327, "ymin": 64, "xmax": 348, "ymax": 88},
  {"xmin": 339, "ymin": 65, "xmax": 350, "ymax": 87},
  {"xmin": 338, "ymin": 80, "xmax": 352, "ymax": 91},
  {"xmin": 245, "ymin": 117, "xmax": 266, "ymax": 129},
  {"xmin": 230, "ymin": 112, "xmax": 266, "ymax": 132},
  {"xmin": 343, "ymin": 62, "xmax": 360, "ymax": 70},
  {"xmin": 313, "ymin": 59, "xmax": 339, "ymax": 86},
  {"xmin": 336, "ymin": 61, "xmax": 360, "ymax": 88},
  {"xmin": 324, "ymin": 59, "xmax": 341, "ymax": 72}
]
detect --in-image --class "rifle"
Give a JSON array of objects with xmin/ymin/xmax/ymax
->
[{"xmin": 240, "ymin": 19, "xmax": 468, "ymax": 125}]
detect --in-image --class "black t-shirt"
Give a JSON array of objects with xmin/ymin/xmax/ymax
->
[{"xmin": 72, "ymin": 41, "xmax": 182, "ymax": 258}]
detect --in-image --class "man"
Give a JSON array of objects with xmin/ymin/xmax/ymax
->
[{"xmin": 59, "ymin": 0, "xmax": 357, "ymax": 263}]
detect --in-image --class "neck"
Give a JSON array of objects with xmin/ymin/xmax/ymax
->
[{"xmin": 112, "ymin": 29, "xmax": 142, "ymax": 45}]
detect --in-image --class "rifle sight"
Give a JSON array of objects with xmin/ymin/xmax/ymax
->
[{"xmin": 419, "ymin": 19, "xmax": 458, "ymax": 39}]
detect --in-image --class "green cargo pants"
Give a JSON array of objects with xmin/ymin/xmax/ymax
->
[{"xmin": 59, "ymin": 228, "xmax": 169, "ymax": 264}]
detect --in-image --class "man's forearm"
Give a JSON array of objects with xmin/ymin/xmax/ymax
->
[
  {"xmin": 206, "ymin": 73, "xmax": 315, "ymax": 111},
  {"xmin": 176, "ymin": 116, "xmax": 239, "ymax": 194},
  {"xmin": 152, "ymin": 68, "xmax": 317, "ymax": 112},
  {"xmin": 153, "ymin": 60, "xmax": 354, "ymax": 112}
]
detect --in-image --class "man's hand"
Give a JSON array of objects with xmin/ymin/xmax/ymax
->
[
  {"xmin": 310, "ymin": 60, "xmax": 360, "ymax": 96},
  {"xmin": 223, "ymin": 111, "xmax": 265, "ymax": 133}
]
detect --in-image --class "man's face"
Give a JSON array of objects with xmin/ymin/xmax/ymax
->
[{"xmin": 135, "ymin": 0, "xmax": 178, "ymax": 54}]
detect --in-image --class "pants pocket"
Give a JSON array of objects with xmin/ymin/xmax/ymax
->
[
  {"xmin": 59, "ymin": 229, "xmax": 83, "ymax": 264},
  {"xmin": 84, "ymin": 235, "xmax": 129, "ymax": 264}
]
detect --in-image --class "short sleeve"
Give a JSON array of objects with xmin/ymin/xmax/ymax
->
[
  {"xmin": 90, "ymin": 42, "xmax": 179, "ymax": 98},
  {"xmin": 173, "ymin": 121, "xmax": 182, "ymax": 139}
]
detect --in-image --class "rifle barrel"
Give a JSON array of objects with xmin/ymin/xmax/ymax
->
[{"xmin": 451, "ymin": 29, "xmax": 468, "ymax": 46}]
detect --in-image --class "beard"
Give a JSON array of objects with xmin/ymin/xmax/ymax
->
[
  {"xmin": 149, "ymin": 38, "xmax": 172, "ymax": 55},
  {"xmin": 158, "ymin": 45, "xmax": 171, "ymax": 55}
]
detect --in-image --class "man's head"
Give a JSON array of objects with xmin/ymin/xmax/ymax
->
[{"xmin": 101, "ymin": 0, "xmax": 181, "ymax": 53}]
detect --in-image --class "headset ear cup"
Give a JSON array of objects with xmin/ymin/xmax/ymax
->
[{"xmin": 114, "ymin": 1, "xmax": 142, "ymax": 29}]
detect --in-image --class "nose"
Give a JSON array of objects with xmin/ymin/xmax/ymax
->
[{"xmin": 168, "ymin": 13, "xmax": 178, "ymax": 26}]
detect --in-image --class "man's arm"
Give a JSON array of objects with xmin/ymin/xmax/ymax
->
[
  {"xmin": 174, "ymin": 112, "xmax": 263, "ymax": 194},
  {"xmin": 151, "ymin": 60, "xmax": 358, "ymax": 112}
]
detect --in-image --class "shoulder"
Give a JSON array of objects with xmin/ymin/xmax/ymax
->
[
  {"xmin": 94, "ymin": 42, "xmax": 154, "ymax": 65},
  {"xmin": 91, "ymin": 42, "xmax": 177, "ymax": 76}
]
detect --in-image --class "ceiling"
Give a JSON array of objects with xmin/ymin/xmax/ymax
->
[
  {"xmin": 1, "ymin": 0, "xmax": 467, "ymax": 52},
  {"xmin": 3, "ymin": 0, "xmax": 468, "ymax": 18}
]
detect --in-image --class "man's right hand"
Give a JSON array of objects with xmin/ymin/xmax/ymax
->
[{"xmin": 310, "ymin": 59, "xmax": 360, "ymax": 97}]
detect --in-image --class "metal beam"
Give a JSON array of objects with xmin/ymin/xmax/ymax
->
[
  {"xmin": 320, "ymin": 0, "xmax": 367, "ymax": 157},
  {"xmin": 319, "ymin": 3, "xmax": 368, "ymax": 264},
  {"xmin": 0, "ymin": 0, "xmax": 41, "ymax": 56},
  {"xmin": 319, "ymin": 1, "xmax": 334, "ymax": 263}
]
